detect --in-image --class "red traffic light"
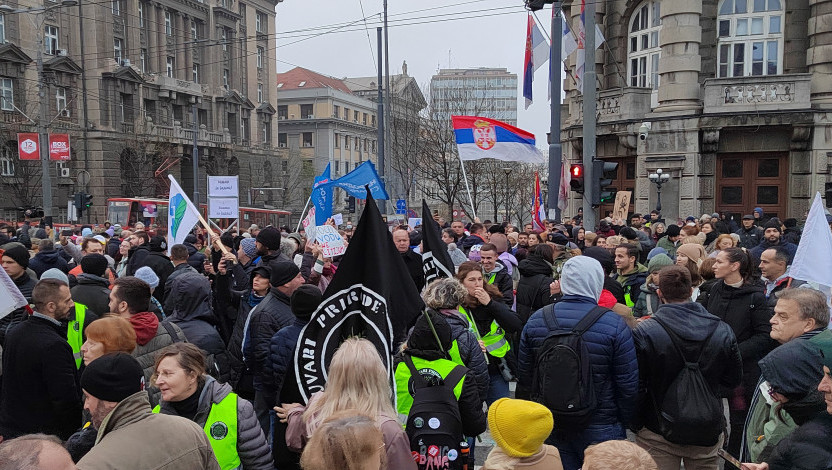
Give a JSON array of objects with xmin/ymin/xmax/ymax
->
[{"xmin": 570, "ymin": 164, "xmax": 583, "ymax": 178}]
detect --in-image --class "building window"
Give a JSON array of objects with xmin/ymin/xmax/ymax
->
[
  {"xmin": 112, "ymin": 0, "xmax": 120, "ymax": 15},
  {"xmin": 344, "ymin": 135, "xmax": 349, "ymax": 149},
  {"xmin": 0, "ymin": 154, "xmax": 13, "ymax": 177},
  {"xmin": 119, "ymin": 94, "xmax": 126, "ymax": 122},
  {"xmin": 56, "ymin": 87, "xmax": 68, "ymax": 117},
  {"xmin": 221, "ymin": 28, "xmax": 227, "ymax": 51},
  {"xmin": 114, "ymin": 38, "xmax": 123, "ymax": 63},
  {"xmin": 241, "ymin": 117, "xmax": 249, "ymax": 141},
  {"xmin": 0, "ymin": 78, "xmax": 13, "ymax": 111},
  {"xmin": 301, "ymin": 104, "xmax": 313, "ymax": 118},
  {"xmin": 138, "ymin": 3, "xmax": 143, "ymax": 27},
  {"xmin": 255, "ymin": 11, "xmax": 264, "ymax": 33},
  {"xmin": 334, "ymin": 160, "xmax": 340, "ymax": 173},
  {"xmin": 371, "ymin": 115, "xmax": 376, "ymax": 126},
  {"xmin": 717, "ymin": 0, "xmax": 784, "ymax": 77},
  {"xmin": 628, "ymin": 0, "xmax": 661, "ymax": 91},
  {"xmin": 140, "ymin": 49, "xmax": 147, "ymax": 72},
  {"xmin": 353, "ymin": 110, "xmax": 359, "ymax": 122},
  {"xmin": 257, "ymin": 83, "xmax": 263, "ymax": 103},
  {"xmin": 278, "ymin": 132, "xmax": 287, "ymax": 147},
  {"xmin": 191, "ymin": 21, "xmax": 197, "ymax": 40},
  {"xmin": 192, "ymin": 64, "xmax": 199, "ymax": 82},
  {"xmin": 223, "ymin": 69, "xmax": 229, "ymax": 90},
  {"xmin": 44, "ymin": 25, "xmax": 59, "ymax": 55},
  {"xmin": 165, "ymin": 11, "xmax": 172, "ymax": 36},
  {"xmin": 302, "ymin": 132, "xmax": 313, "ymax": 147},
  {"xmin": 333, "ymin": 105, "xmax": 340, "ymax": 118},
  {"xmin": 166, "ymin": 56, "xmax": 174, "ymax": 78},
  {"xmin": 363, "ymin": 113, "xmax": 367, "ymax": 125},
  {"xmin": 344, "ymin": 107, "xmax": 349, "ymax": 120},
  {"xmin": 0, "ymin": 14, "xmax": 5, "ymax": 44},
  {"xmin": 334, "ymin": 133, "xmax": 340, "ymax": 148},
  {"xmin": 277, "ymin": 105, "xmax": 287, "ymax": 119},
  {"xmin": 256, "ymin": 46, "xmax": 264, "ymax": 69},
  {"xmin": 262, "ymin": 121, "xmax": 271, "ymax": 143}
]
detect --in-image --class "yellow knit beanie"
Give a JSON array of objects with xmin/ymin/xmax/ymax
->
[{"xmin": 488, "ymin": 398, "xmax": 553, "ymax": 458}]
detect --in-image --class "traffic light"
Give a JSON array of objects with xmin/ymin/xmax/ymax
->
[
  {"xmin": 592, "ymin": 159, "xmax": 619, "ymax": 206},
  {"xmin": 826, "ymin": 182, "xmax": 832, "ymax": 208},
  {"xmin": 347, "ymin": 195, "xmax": 356, "ymax": 213},
  {"xmin": 525, "ymin": 0, "xmax": 554, "ymax": 12},
  {"xmin": 83, "ymin": 193, "xmax": 93, "ymax": 209},
  {"xmin": 569, "ymin": 164, "xmax": 585, "ymax": 194},
  {"xmin": 74, "ymin": 192, "xmax": 84, "ymax": 213}
]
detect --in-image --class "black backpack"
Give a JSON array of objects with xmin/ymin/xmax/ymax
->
[
  {"xmin": 531, "ymin": 305, "xmax": 608, "ymax": 430},
  {"xmin": 651, "ymin": 317, "xmax": 723, "ymax": 446},
  {"xmin": 403, "ymin": 355, "xmax": 467, "ymax": 470}
]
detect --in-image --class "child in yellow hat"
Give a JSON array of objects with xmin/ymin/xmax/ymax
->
[{"xmin": 483, "ymin": 398, "xmax": 563, "ymax": 470}]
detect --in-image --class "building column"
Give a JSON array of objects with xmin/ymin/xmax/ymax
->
[
  {"xmin": 808, "ymin": 0, "xmax": 832, "ymax": 105},
  {"xmin": 654, "ymin": 0, "xmax": 702, "ymax": 113},
  {"xmin": 156, "ymin": 5, "xmax": 165, "ymax": 74},
  {"xmin": 182, "ymin": 14, "xmax": 192, "ymax": 82}
]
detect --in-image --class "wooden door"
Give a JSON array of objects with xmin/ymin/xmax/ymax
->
[{"xmin": 716, "ymin": 153, "xmax": 788, "ymax": 219}]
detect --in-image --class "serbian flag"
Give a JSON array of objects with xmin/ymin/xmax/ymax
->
[
  {"xmin": 576, "ymin": 0, "xmax": 586, "ymax": 90},
  {"xmin": 452, "ymin": 116, "xmax": 544, "ymax": 163},
  {"xmin": 533, "ymin": 172, "xmax": 546, "ymax": 231},
  {"xmin": 523, "ymin": 14, "xmax": 534, "ymax": 109}
]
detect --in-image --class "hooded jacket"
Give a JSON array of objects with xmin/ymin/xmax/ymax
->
[
  {"xmin": 129, "ymin": 313, "xmax": 188, "ymax": 405},
  {"xmin": 484, "ymin": 261, "xmax": 515, "ymax": 307},
  {"xmin": 71, "ymin": 273, "xmax": 111, "ymax": 317},
  {"xmin": 163, "ymin": 263, "xmax": 200, "ymax": 313},
  {"xmin": 156, "ymin": 377, "xmax": 273, "ymax": 469},
  {"xmin": 168, "ymin": 274, "xmax": 225, "ymax": 361},
  {"xmin": 631, "ymin": 302, "xmax": 743, "ymax": 433},
  {"xmin": 516, "ymin": 255, "xmax": 555, "ymax": 324},
  {"xmin": 29, "ymin": 249, "xmax": 70, "ymax": 277},
  {"xmin": 76, "ymin": 391, "xmax": 220, "ymax": 470}
]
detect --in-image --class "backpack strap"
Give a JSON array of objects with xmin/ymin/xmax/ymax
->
[
  {"xmin": 443, "ymin": 365, "xmax": 467, "ymax": 390},
  {"xmin": 573, "ymin": 306, "xmax": 609, "ymax": 336},
  {"xmin": 542, "ymin": 303, "xmax": 559, "ymax": 331},
  {"xmin": 652, "ymin": 316, "xmax": 718, "ymax": 365},
  {"xmin": 162, "ymin": 321, "xmax": 183, "ymax": 343},
  {"xmin": 403, "ymin": 354, "xmax": 431, "ymax": 389}
]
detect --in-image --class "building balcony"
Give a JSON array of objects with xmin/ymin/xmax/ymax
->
[
  {"xmin": 570, "ymin": 87, "xmax": 653, "ymax": 125},
  {"xmin": 703, "ymin": 73, "xmax": 811, "ymax": 114},
  {"xmin": 145, "ymin": 75, "xmax": 203, "ymax": 99},
  {"xmin": 126, "ymin": 119, "xmax": 231, "ymax": 147}
]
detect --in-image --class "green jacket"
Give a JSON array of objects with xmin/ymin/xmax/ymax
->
[
  {"xmin": 745, "ymin": 393, "xmax": 797, "ymax": 463},
  {"xmin": 657, "ymin": 237, "xmax": 678, "ymax": 258}
]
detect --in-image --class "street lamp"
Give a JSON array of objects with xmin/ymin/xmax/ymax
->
[
  {"xmin": 1, "ymin": 0, "xmax": 78, "ymax": 222},
  {"xmin": 502, "ymin": 167, "xmax": 512, "ymax": 223},
  {"xmin": 648, "ymin": 168, "xmax": 671, "ymax": 213}
]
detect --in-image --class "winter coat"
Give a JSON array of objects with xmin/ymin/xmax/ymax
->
[
  {"xmin": 263, "ymin": 318, "xmax": 305, "ymax": 407},
  {"xmin": 516, "ymin": 256, "xmax": 555, "ymax": 324},
  {"xmin": 631, "ymin": 302, "xmax": 743, "ymax": 434},
  {"xmin": 750, "ymin": 238, "xmax": 799, "ymax": 266},
  {"xmin": 163, "ymin": 263, "xmax": 200, "ymax": 313},
  {"xmin": 632, "ymin": 282, "xmax": 660, "ymax": 318},
  {"xmin": 243, "ymin": 289, "xmax": 295, "ymax": 390},
  {"xmin": 0, "ymin": 272, "xmax": 36, "ymax": 346},
  {"xmin": 156, "ymin": 377, "xmax": 273, "ymax": 470},
  {"xmin": 29, "ymin": 249, "xmax": 70, "ymax": 277},
  {"xmin": 400, "ymin": 249, "xmax": 426, "ymax": 292},
  {"xmin": 0, "ymin": 315, "xmax": 82, "ymax": 440},
  {"xmin": 782, "ymin": 227, "xmax": 801, "ymax": 245},
  {"xmin": 142, "ymin": 251, "xmax": 175, "ymax": 302},
  {"xmin": 168, "ymin": 275, "xmax": 227, "ymax": 369},
  {"xmin": 184, "ymin": 241, "xmax": 207, "ymax": 273},
  {"xmin": 485, "ymin": 262, "xmax": 515, "ymax": 307},
  {"xmin": 461, "ymin": 300, "xmax": 521, "ymax": 374},
  {"xmin": 764, "ymin": 276, "xmax": 807, "ymax": 308},
  {"xmin": 125, "ymin": 244, "xmax": 151, "ymax": 276},
  {"xmin": 483, "ymin": 445, "xmax": 563, "ymax": 470},
  {"xmin": 735, "ymin": 226, "xmax": 764, "ymax": 250},
  {"xmin": 765, "ymin": 411, "xmax": 832, "ymax": 470},
  {"xmin": 130, "ymin": 314, "xmax": 188, "ymax": 406},
  {"xmin": 71, "ymin": 274, "xmax": 111, "ymax": 317},
  {"xmin": 437, "ymin": 308, "xmax": 490, "ymax": 403},
  {"xmin": 704, "ymin": 279, "xmax": 776, "ymax": 401},
  {"xmin": 656, "ymin": 236, "xmax": 679, "ymax": 258},
  {"xmin": 518, "ymin": 295, "xmax": 639, "ymax": 427},
  {"xmin": 616, "ymin": 264, "xmax": 649, "ymax": 307},
  {"xmin": 460, "ymin": 233, "xmax": 486, "ymax": 253},
  {"xmin": 76, "ymin": 391, "xmax": 220, "ymax": 470}
]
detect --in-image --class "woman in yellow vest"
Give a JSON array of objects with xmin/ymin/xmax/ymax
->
[
  {"xmin": 454, "ymin": 262, "xmax": 521, "ymax": 405},
  {"xmin": 152, "ymin": 343, "xmax": 273, "ymax": 470}
]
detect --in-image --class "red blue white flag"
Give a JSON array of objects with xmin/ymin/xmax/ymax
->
[
  {"xmin": 533, "ymin": 172, "xmax": 546, "ymax": 231},
  {"xmin": 523, "ymin": 14, "xmax": 534, "ymax": 109},
  {"xmin": 451, "ymin": 115, "xmax": 544, "ymax": 164}
]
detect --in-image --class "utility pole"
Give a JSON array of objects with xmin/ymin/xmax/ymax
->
[
  {"xmin": 192, "ymin": 100, "xmax": 199, "ymax": 208},
  {"xmin": 548, "ymin": 2, "xmax": 563, "ymax": 222},
  {"xmin": 376, "ymin": 27, "xmax": 385, "ymax": 210},
  {"xmin": 382, "ymin": 0, "xmax": 390, "ymax": 215},
  {"xmin": 581, "ymin": 0, "xmax": 597, "ymax": 231},
  {"xmin": 37, "ymin": 26, "xmax": 53, "ymax": 221},
  {"xmin": 77, "ymin": 0, "xmax": 90, "ymax": 175}
]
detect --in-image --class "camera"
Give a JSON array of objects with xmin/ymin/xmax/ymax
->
[{"xmin": 639, "ymin": 122, "xmax": 651, "ymax": 141}]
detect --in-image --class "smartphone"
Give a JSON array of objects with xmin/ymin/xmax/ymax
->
[
  {"xmin": 717, "ymin": 448, "xmax": 742, "ymax": 469},
  {"xmin": 61, "ymin": 230, "xmax": 72, "ymax": 237}
]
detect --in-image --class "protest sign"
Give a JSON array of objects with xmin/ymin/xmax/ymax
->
[{"xmin": 315, "ymin": 224, "xmax": 347, "ymax": 258}]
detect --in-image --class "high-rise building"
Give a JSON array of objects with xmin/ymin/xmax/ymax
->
[{"xmin": 429, "ymin": 67, "xmax": 518, "ymax": 125}]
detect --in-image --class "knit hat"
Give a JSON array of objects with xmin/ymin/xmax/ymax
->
[
  {"xmin": 488, "ymin": 398, "xmax": 553, "ymax": 458},
  {"xmin": 676, "ymin": 243, "xmax": 706, "ymax": 265},
  {"xmin": 754, "ymin": 207, "xmax": 764, "ymax": 216},
  {"xmin": 665, "ymin": 224, "xmax": 681, "ymax": 238},
  {"xmin": 582, "ymin": 246, "xmax": 614, "ymax": 275},
  {"xmin": 80, "ymin": 254, "xmax": 108, "ymax": 277},
  {"xmin": 287, "ymin": 232, "xmax": 303, "ymax": 246},
  {"xmin": 240, "ymin": 238, "xmax": 258, "ymax": 259},
  {"xmin": 82, "ymin": 227, "xmax": 93, "ymax": 237},
  {"xmin": 763, "ymin": 219, "xmax": 782, "ymax": 232},
  {"xmin": 269, "ymin": 260, "xmax": 300, "ymax": 287},
  {"xmin": 148, "ymin": 236, "xmax": 167, "ymax": 253},
  {"xmin": 40, "ymin": 268, "xmax": 69, "ymax": 285},
  {"xmin": 646, "ymin": 247, "xmax": 668, "ymax": 261},
  {"xmin": 547, "ymin": 233, "xmax": 568, "ymax": 246},
  {"xmin": 647, "ymin": 253, "xmax": 674, "ymax": 274},
  {"xmin": 80, "ymin": 352, "xmax": 145, "ymax": 402},
  {"xmin": 134, "ymin": 266, "xmax": 160, "ymax": 289},
  {"xmin": 619, "ymin": 226, "xmax": 638, "ymax": 241},
  {"xmin": 291, "ymin": 284, "xmax": 322, "ymax": 320},
  {"xmin": 257, "ymin": 226, "xmax": 282, "ymax": 251},
  {"xmin": 2, "ymin": 244, "xmax": 30, "ymax": 269}
]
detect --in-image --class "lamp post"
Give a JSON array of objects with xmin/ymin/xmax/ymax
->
[
  {"xmin": 502, "ymin": 167, "xmax": 512, "ymax": 223},
  {"xmin": 0, "ymin": 0, "xmax": 78, "ymax": 223},
  {"xmin": 648, "ymin": 168, "xmax": 671, "ymax": 213}
]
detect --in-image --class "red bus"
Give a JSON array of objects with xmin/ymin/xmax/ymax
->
[{"xmin": 107, "ymin": 197, "xmax": 292, "ymax": 230}]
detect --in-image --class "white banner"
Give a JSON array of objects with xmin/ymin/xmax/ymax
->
[
  {"xmin": 315, "ymin": 224, "xmax": 347, "ymax": 258},
  {"xmin": 207, "ymin": 176, "xmax": 239, "ymax": 198},
  {"xmin": 208, "ymin": 197, "xmax": 239, "ymax": 218}
]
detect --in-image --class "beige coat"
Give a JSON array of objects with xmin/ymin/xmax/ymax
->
[
  {"xmin": 77, "ymin": 391, "xmax": 220, "ymax": 470},
  {"xmin": 483, "ymin": 445, "xmax": 564, "ymax": 470}
]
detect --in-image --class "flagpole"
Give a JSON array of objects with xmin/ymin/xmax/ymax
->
[
  {"xmin": 295, "ymin": 195, "xmax": 312, "ymax": 232},
  {"xmin": 457, "ymin": 157, "xmax": 478, "ymax": 221}
]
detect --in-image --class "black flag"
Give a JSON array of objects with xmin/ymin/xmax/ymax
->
[
  {"xmin": 421, "ymin": 200, "xmax": 455, "ymax": 284},
  {"xmin": 294, "ymin": 190, "xmax": 423, "ymax": 403}
]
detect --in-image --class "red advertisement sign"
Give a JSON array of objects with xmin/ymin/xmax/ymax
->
[
  {"xmin": 17, "ymin": 133, "xmax": 40, "ymax": 160},
  {"xmin": 49, "ymin": 133, "xmax": 71, "ymax": 161}
]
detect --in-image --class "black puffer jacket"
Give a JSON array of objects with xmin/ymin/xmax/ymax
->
[
  {"xmin": 704, "ymin": 279, "xmax": 776, "ymax": 395},
  {"xmin": 766, "ymin": 412, "xmax": 832, "ymax": 470},
  {"xmin": 436, "ymin": 308, "xmax": 489, "ymax": 403},
  {"xmin": 142, "ymin": 251, "xmax": 174, "ymax": 302},
  {"xmin": 168, "ymin": 274, "xmax": 228, "ymax": 373},
  {"xmin": 242, "ymin": 289, "xmax": 294, "ymax": 390},
  {"xmin": 29, "ymin": 249, "xmax": 70, "ymax": 277},
  {"xmin": 631, "ymin": 302, "xmax": 743, "ymax": 433},
  {"xmin": 125, "ymin": 244, "xmax": 151, "ymax": 276},
  {"xmin": 515, "ymin": 256, "xmax": 554, "ymax": 324},
  {"xmin": 71, "ymin": 274, "xmax": 111, "ymax": 317}
]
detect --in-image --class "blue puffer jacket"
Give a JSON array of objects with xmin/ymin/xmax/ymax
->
[{"xmin": 517, "ymin": 295, "xmax": 639, "ymax": 427}]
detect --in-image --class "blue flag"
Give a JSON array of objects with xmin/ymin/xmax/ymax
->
[
  {"xmin": 312, "ymin": 164, "xmax": 333, "ymax": 225},
  {"xmin": 332, "ymin": 161, "xmax": 389, "ymax": 200}
]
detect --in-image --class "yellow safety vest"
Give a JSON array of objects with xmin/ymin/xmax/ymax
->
[
  {"xmin": 394, "ymin": 355, "xmax": 465, "ymax": 424},
  {"xmin": 458, "ymin": 306, "xmax": 509, "ymax": 358},
  {"xmin": 67, "ymin": 303, "xmax": 87, "ymax": 369},
  {"xmin": 154, "ymin": 392, "xmax": 240, "ymax": 470}
]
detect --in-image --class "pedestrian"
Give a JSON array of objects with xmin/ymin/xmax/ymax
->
[
  {"xmin": 141, "ymin": 236, "xmax": 174, "ymax": 303},
  {"xmin": 167, "ymin": 272, "xmax": 227, "ymax": 369},
  {"xmin": 71, "ymin": 253, "xmax": 112, "ymax": 317},
  {"xmin": 278, "ymin": 337, "xmax": 416, "ymax": 470},
  {"xmin": 632, "ymin": 265, "xmax": 742, "ymax": 469},
  {"xmin": 255, "ymin": 226, "xmax": 290, "ymax": 266},
  {"xmin": 750, "ymin": 220, "xmax": 798, "ymax": 266},
  {"xmin": 124, "ymin": 231, "xmax": 151, "ymax": 276},
  {"xmin": 442, "ymin": 227, "xmax": 469, "ymax": 266},
  {"xmin": 483, "ymin": 398, "xmax": 563, "ymax": 470},
  {"xmin": 114, "ymin": 239, "xmax": 131, "ymax": 277},
  {"xmin": 299, "ymin": 412, "xmax": 386, "ymax": 470},
  {"xmin": 735, "ymin": 215, "xmax": 763, "ymax": 250},
  {"xmin": 40, "ymin": 268, "xmax": 100, "ymax": 370},
  {"xmin": 708, "ymin": 233, "xmax": 736, "ymax": 258},
  {"xmin": 516, "ymin": 244, "xmax": 556, "ymax": 324},
  {"xmin": 163, "ymin": 244, "xmax": 200, "ymax": 313},
  {"xmin": 614, "ymin": 244, "xmax": 649, "ymax": 308},
  {"xmin": 759, "ymin": 247, "xmax": 805, "ymax": 307},
  {"xmin": 480, "ymin": 243, "xmax": 515, "ymax": 306},
  {"xmin": 29, "ymin": 238, "xmax": 69, "ymax": 277},
  {"xmin": 76, "ymin": 352, "xmax": 220, "ymax": 470},
  {"xmin": 134, "ymin": 266, "xmax": 166, "ymax": 319},
  {"xmin": 0, "ymin": 243, "xmax": 36, "ymax": 346},
  {"xmin": 582, "ymin": 440, "xmax": 657, "ymax": 470},
  {"xmin": 225, "ymin": 265, "xmax": 271, "ymax": 399},
  {"xmin": 393, "ymin": 228, "xmax": 426, "ymax": 292},
  {"xmin": 632, "ymin": 254, "xmax": 674, "ymax": 318},
  {"xmin": 152, "ymin": 343, "xmax": 273, "ymax": 469},
  {"xmin": 657, "ymin": 224, "xmax": 681, "ymax": 258}
]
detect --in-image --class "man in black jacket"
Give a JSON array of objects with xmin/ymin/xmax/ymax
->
[
  {"xmin": 163, "ymin": 244, "xmax": 199, "ymax": 313},
  {"xmin": 71, "ymin": 254, "xmax": 112, "ymax": 316},
  {"xmin": 142, "ymin": 236, "xmax": 175, "ymax": 303},
  {"xmin": 125, "ymin": 231, "xmax": 151, "ymax": 276},
  {"xmin": 632, "ymin": 265, "xmax": 742, "ymax": 468},
  {"xmin": 255, "ymin": 226, "xmax": 289, "ymax": 266},
  {"xmin": 393, "ymin": 228, "xmax": 425, "ymax": 292},
  {"xmin": 735, "ymin": 214, "xmax": 764, "ymax": 249},
  {"xmin": 0, "ymin": 279, "xmax": 82, "ymax": 440},
  {"xmin": 0, "ymin": 244, "xmax": 37, "ymax": 346}
]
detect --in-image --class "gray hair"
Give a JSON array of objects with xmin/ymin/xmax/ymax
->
[
  {"xmin": 280, "ymin": 237, "xmax": 298, "ymax": 259},
  {"xmin": 776, "ymin": 288, "xmax": 831, "ymax": 330},
  {"xmin": 422, "ymin": 278, "xmax": 467, "ymax": 310}
]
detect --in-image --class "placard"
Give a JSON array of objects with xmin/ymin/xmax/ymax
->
[
  {"xmin": 49, "ymin": 134, "xmax": 71, "ymax": 161},
  {"xmin": 18, "ymin": 133, "xmax": 39, "ymax": 160},
  {"xmin": 612, "ymin": 191, "xmax": 632, "ymax": 221},
  {"xmin": 207, "ymin": 176, "xmax": 239, "ymax": 198},
  {"xmin": 315, "ymin": 224, "xmax": 347, "ymax": 258},
  {"xmin": 333, "ymin": 213, "xmax": 343, "ymax": 226},
  {"xmin": 301, "ymin": 207, "xmax": 317, "ymax": 240},
  {"xmin": 408, "ymin": 217, "xmax": 422, "ymax": 228},
  {"xmin": 208, "ymin": 197, "xmax": 239, "ymax": 218}
]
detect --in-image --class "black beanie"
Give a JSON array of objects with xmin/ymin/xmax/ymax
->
[
  {"xmin": 148, "ymin": 236, "xmax": 167, "ymax": 253},
  {"xmin": 764, "ymin": 219, "xmax": 782, "ymax": 232},
  {"xmin": 582, "ymin": 246, "xmax": 615, "ymax": 275},
  {"xmin": 269, "ymin": 260, "xmax": 300, "ymax": 287},
  {"xmin": 665, "ymin": 224, "xmax": 681, "ymax": 237},
  {"xmin": 291, "ymin": 284, "xmax": 322, "ymax": 320},
  {"xmin": 81, "ymin": 254, "xmax": 109, "ymax": 277},
  {"xmin": 619, "ymin": 226, "xmax": 638, "ymax": 240},
  {"xmin": 257, "ymin": 227, "xmax": 282, "ymax": 251},
  {"xmin": 2, "ymin": 244, "xmax": 30, "ymax": 269},
  {"xmin": 80, "ymin": 352, "xmax": 145, "ymax": 402}
]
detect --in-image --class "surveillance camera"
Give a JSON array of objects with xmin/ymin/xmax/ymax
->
[{"xmin": 638, "ymin": 122, "xmax": 651, "ymax": 141}]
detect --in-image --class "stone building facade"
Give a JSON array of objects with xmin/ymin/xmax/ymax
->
[
  {"xmin": 0, "ymin": 0, "xmax": 281, "ymax": 223},
  {"xmin": 561, "ymin": 0, "xmax": 832, "ymax": 223}
]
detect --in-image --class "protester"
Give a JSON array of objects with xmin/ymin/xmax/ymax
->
[
  {"xmin": 393, "ymin": 228, "xmax": 426, "ymax": 292},
  {"xmin": 632, "ymin": 253, "xmax": 674, "ymax": 318},
  {"xmin": 759, "ymin": 246, "xmax": 805, "ymax": 307},
  {"xmin": 657, "ymin": 224, "xmax": 681, "ymax": 258},
  {"xmin": 142, "ymin": 236, "xmax": 174, "ymax": 303},
  {"xmin": 516, "ymin": 244, "xmax": 557, "ymax": 324},
  {"xmin": 75, "ymin": 352, "xmax": 220, "ymax": 469},
  {"xmin": 480, "ymin": 243, "xmax": 515, "ymax": 306},
  {"xmin": 615, "ymin": 244, "xmax": 649, "ymax": 308},
  {"xmin": 302, "ymin": 242, "xmax": 336, "ymax": 291},
  {"xmin": 735, "ymin": 215, "xmax": 763, "ymax": 249},
  {"xmin": 134, "ymin": 266, "xmax": 166, "ymax": 319},
  {"xmin": 163, "ymin": 244, "xmax": 200, "ymax": 313},
  {"xmin": 256, "ymin": 226, "xmax": 290, "ymax": 266},
  {"xmin": 632, "ymin": 265, "xmax": 742, "ymax": 469},
  {"xmin": 278, "ymin": 338, "xmax": 416, "ymax": 470},
  {"xmin": 582, "ymin": 440, "xmax": 657, "ymax": 470},
  {"xmin": 0, "ymin": 243, "xmax": 36, "ymax": 345},
  {"xmin": 750, "ymin": 220, "xmax": 798, "ymax": 266},
  {"xmin": 0, "ymin": 278, "xmax": 82, "ymax": 441},
  {"xmin": 299, "ymin": 412, "xmax": 386, "ymax": 470},
  {"xmin": 70, "ymin": 254, "xmax": 111, "ymax": 316},
  {"xmin": 152, "ymin": 343, "xmax": 272, "ymax": 469},
  {"xmin": 708, "ymin": 233, "xmax": 737, "ymax": 258},
  {"xmin": 225, "ymin": 265, "xmax": 271, "ymax": 398},
  {"xmin": 0, "ymin": 434, "xmax": 76, "ymax": 470},
  {"xmin": 483, "ymin": 398, "xmax": 563, "ymax": 470},
  {"xmin": 124, "ymin": 231, "xmax": 151, "ymax": 276},
  {"xmin": 582, "ymin": 246, "xmax": 626, "ymax": 306},
  {"xmin": 183, "ymin": 234, "xmax": 208, "ymax": 273},
  {"xmin": 114, "ymin": 239, "xmax": 131, "ymax": 277},
  {"xmin": 79, "ymin": 316, "xmax": 137, "ymax": 366},
  {"xmin": 29, "ymin": 238, "xmax": 69, "ymax": 277},
  {"xmin": 39, "ymin": 268, "xmax": 100, "ymax": 370}
]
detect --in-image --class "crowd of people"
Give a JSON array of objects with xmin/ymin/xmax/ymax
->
[{"xmin": 0, "ymin": 206, "xmax": 830, "ymax": 470}]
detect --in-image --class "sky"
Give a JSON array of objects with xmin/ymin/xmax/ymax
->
[{"xmin": 273, "ymin": 0, "xmax": 561, "ymax": 146}]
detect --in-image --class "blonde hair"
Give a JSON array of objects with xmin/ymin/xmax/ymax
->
[
  {"xmin": 303, "ymin": 338, "xmax": 396, "ymax": 434},
  {"xmin": 681, "ymin": 235, "xmax": 703, "ymax": 246},
  {"xmin": 583, "ymin": 441, "xmax": 657, "ymax": 470},
  {"xmin": 300, "ymin": 411, "xmax": 385, "ymax": 470},
  {"xmin": 605, "ymin": 236, "xmax": 623, "ymax": 248},
  {"xmin": 483, "ymin": 446, "xmax": 522, "ymax": 470},
  {"xmin": 584, "ymin": 231, "xmax": 597, "ymax": 245}
]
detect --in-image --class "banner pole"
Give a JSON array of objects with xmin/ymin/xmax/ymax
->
[
  {"xmin": 457, "ymin": 157, "xmax": 478, "ymax": 221},
  {"xmin": 295, "ymin": 195, "xmax": 312, "ymax": 232}
]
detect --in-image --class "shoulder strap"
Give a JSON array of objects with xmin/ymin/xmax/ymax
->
[
  {"xmin": 443, "ymin": 365, "xmax": 467, "ymax": 390},
  {"xmin": 403, "ymin": 355, "xmax": 430, "ymax": 389},
  {"xmin": 652, "ymin": 316, "xmax": 718, "ymax": 364},
  {"xmin": 542, "ymin": 303, "xmax": 559, "ymax": 331},
  {"xmin": 162, "ymin": 321, "xmax": 182, "ymax": 343},
  {"xmin": 573, "ymin": 306, "xmax": 609, "ymax": 335}
]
